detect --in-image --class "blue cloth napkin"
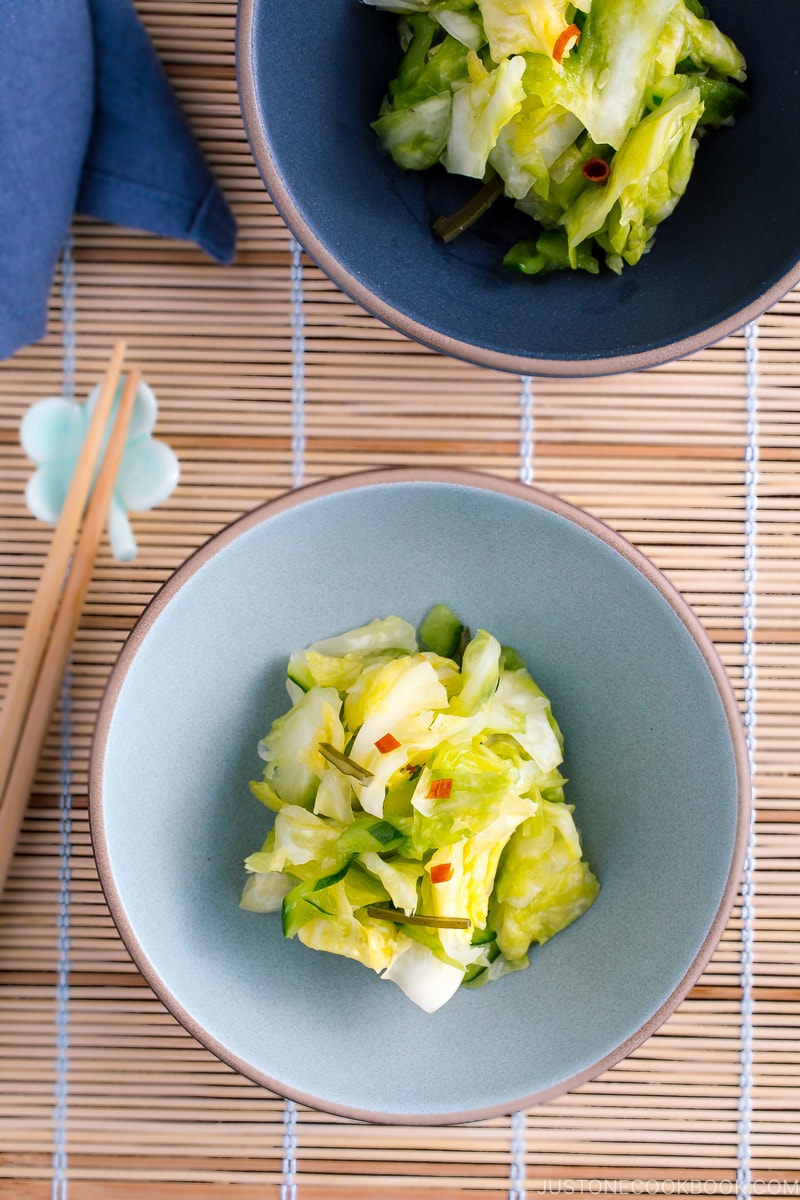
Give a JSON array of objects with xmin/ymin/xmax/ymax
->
[{"xmin": 0, "ymin": 0, "xmax": 237, "ymax": 362}]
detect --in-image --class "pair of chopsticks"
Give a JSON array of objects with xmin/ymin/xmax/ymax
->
[{"xmin": 0, "ymin": 341, "xmax": 140, "ymax": 894}]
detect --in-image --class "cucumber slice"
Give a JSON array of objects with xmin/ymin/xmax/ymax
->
[{"xmin": 418, "ymin": 603, "xmax": 465, "ymax": 659}]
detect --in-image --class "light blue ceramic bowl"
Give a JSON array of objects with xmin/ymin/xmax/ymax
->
[{"xmin": 90, "ymin": 470, "xmax": 749, "ymax": 1123}]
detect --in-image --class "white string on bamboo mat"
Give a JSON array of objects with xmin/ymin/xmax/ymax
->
[
  {"xmin": 52, "ymin": 233, "xmax": 77, "ymax": 1200},
  {"xmin": 53, "ymin": 666, "xmax": 72, "ymax": 1200},
  {"xmin": 290, "ymin": 236, "xmax": 306, "ymax": 491},
  {"xmin": 509, "ymin": 371, "xmax": 535, "ymax": 1200},
  {"xmin": 281, "ymin": 1099, "xmax": 298, "ymax": 1200},
  {"xmin": 519, "ymin": 375, "xmax": 535, "ymax": 487},
  {"xmin": 510, "ymin": 1106, "xmax": 527, "ymax": 1200},
  {"xmin": 280, "ymin": 233, "xmax": 306, "ymax": 1200},
  {"xmin": 737, "ymin": 321, "xmax": 759, "ymax": 1196}
]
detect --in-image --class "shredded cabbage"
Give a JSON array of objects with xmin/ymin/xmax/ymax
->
[
  {"xmin": 365, "ymin": 0, "xmax": 747, "ymax": 275},
  {"xmin": 241, "ymin": 606, "xmax": 599, "ymax": 1012}
]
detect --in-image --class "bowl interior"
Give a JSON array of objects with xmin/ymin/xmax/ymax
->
[
  {"xmin": 91, "ymin": 473, "xmax": 747, "ymax": 1122},
  {"xmin": 238, "ymin": 0, "xmax": 800, "ymax": 373}
]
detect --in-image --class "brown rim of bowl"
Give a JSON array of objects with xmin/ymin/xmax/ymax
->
[
  {"xmin": 235, "ymin": 0, "xmax": 800, "ymax": 379},
  {"xmin": 90, "ymin": 468, "xmax": 752, "ymax": 1125}
]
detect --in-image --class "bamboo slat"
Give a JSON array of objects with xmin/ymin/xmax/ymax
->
[{"xmin": 0, "ymin": 0, "xmax": 798, "ymax": 1195}]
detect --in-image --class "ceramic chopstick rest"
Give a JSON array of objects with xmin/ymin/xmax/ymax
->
[{"xmin": 21, "ymin": 375, "xmax": 179, "ymax": 563}]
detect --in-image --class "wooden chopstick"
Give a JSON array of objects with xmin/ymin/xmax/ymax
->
[
  {"xmin": 0, "ymin": 340, "xmax": 127, "ymax": 803},
  {"xmin": 0, "ymin": 355, "xmax": 140, "ymax": 893}
]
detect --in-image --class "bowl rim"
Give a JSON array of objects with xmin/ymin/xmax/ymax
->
[
  {"xmin": 235, "ymin": 0, "xmax": 800, "ymax": 378},
  {"xmin": 90, "ymin": 467, "xmax": 752, "ymax": 1124}
]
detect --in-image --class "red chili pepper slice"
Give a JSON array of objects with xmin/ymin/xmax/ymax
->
[
  {"xmin": 552, "ymin": 23, "xmax": 581, "ymax": 65},
  {"xmin": 374, "ymin": 732, "xmax": 401, "ymax": 754},
  {"xmin": 582, "ymin": 156, "xmax": 611, "ymax": 184},
  {"xmin": 430, "ymin": 862, "xmax": 454, "ymax": 884},
  {"xmin": 427, "ymin": 777, "xmax": 453, "ymax": 800}
]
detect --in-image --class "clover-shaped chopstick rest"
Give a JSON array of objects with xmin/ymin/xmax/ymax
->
[{"xmin": 21, "ymin": 374, "xmax": 179, "ymax": 562}]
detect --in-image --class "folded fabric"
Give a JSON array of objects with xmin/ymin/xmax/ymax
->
[{"xmin": 0, "ymin": 0, "xmax": 237, "ymax": 362}]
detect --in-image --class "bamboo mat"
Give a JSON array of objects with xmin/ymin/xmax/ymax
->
[{"xmin": 0, "ymin": 2, "xmax": 798, "ymax": 1197}]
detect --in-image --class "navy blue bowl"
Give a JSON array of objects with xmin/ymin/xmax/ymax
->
[{"xmin": 237, "ymin": 1, "xmax": 800, "ymax": 376}]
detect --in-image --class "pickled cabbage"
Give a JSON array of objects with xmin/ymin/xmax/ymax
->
[
  {"xmin": 365, "ymin": 0, "xmax": 747, "ymax": 274},
  {"xmin": 241, "ymin": 607, "xmax": 598, "ymax": 1012}
]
